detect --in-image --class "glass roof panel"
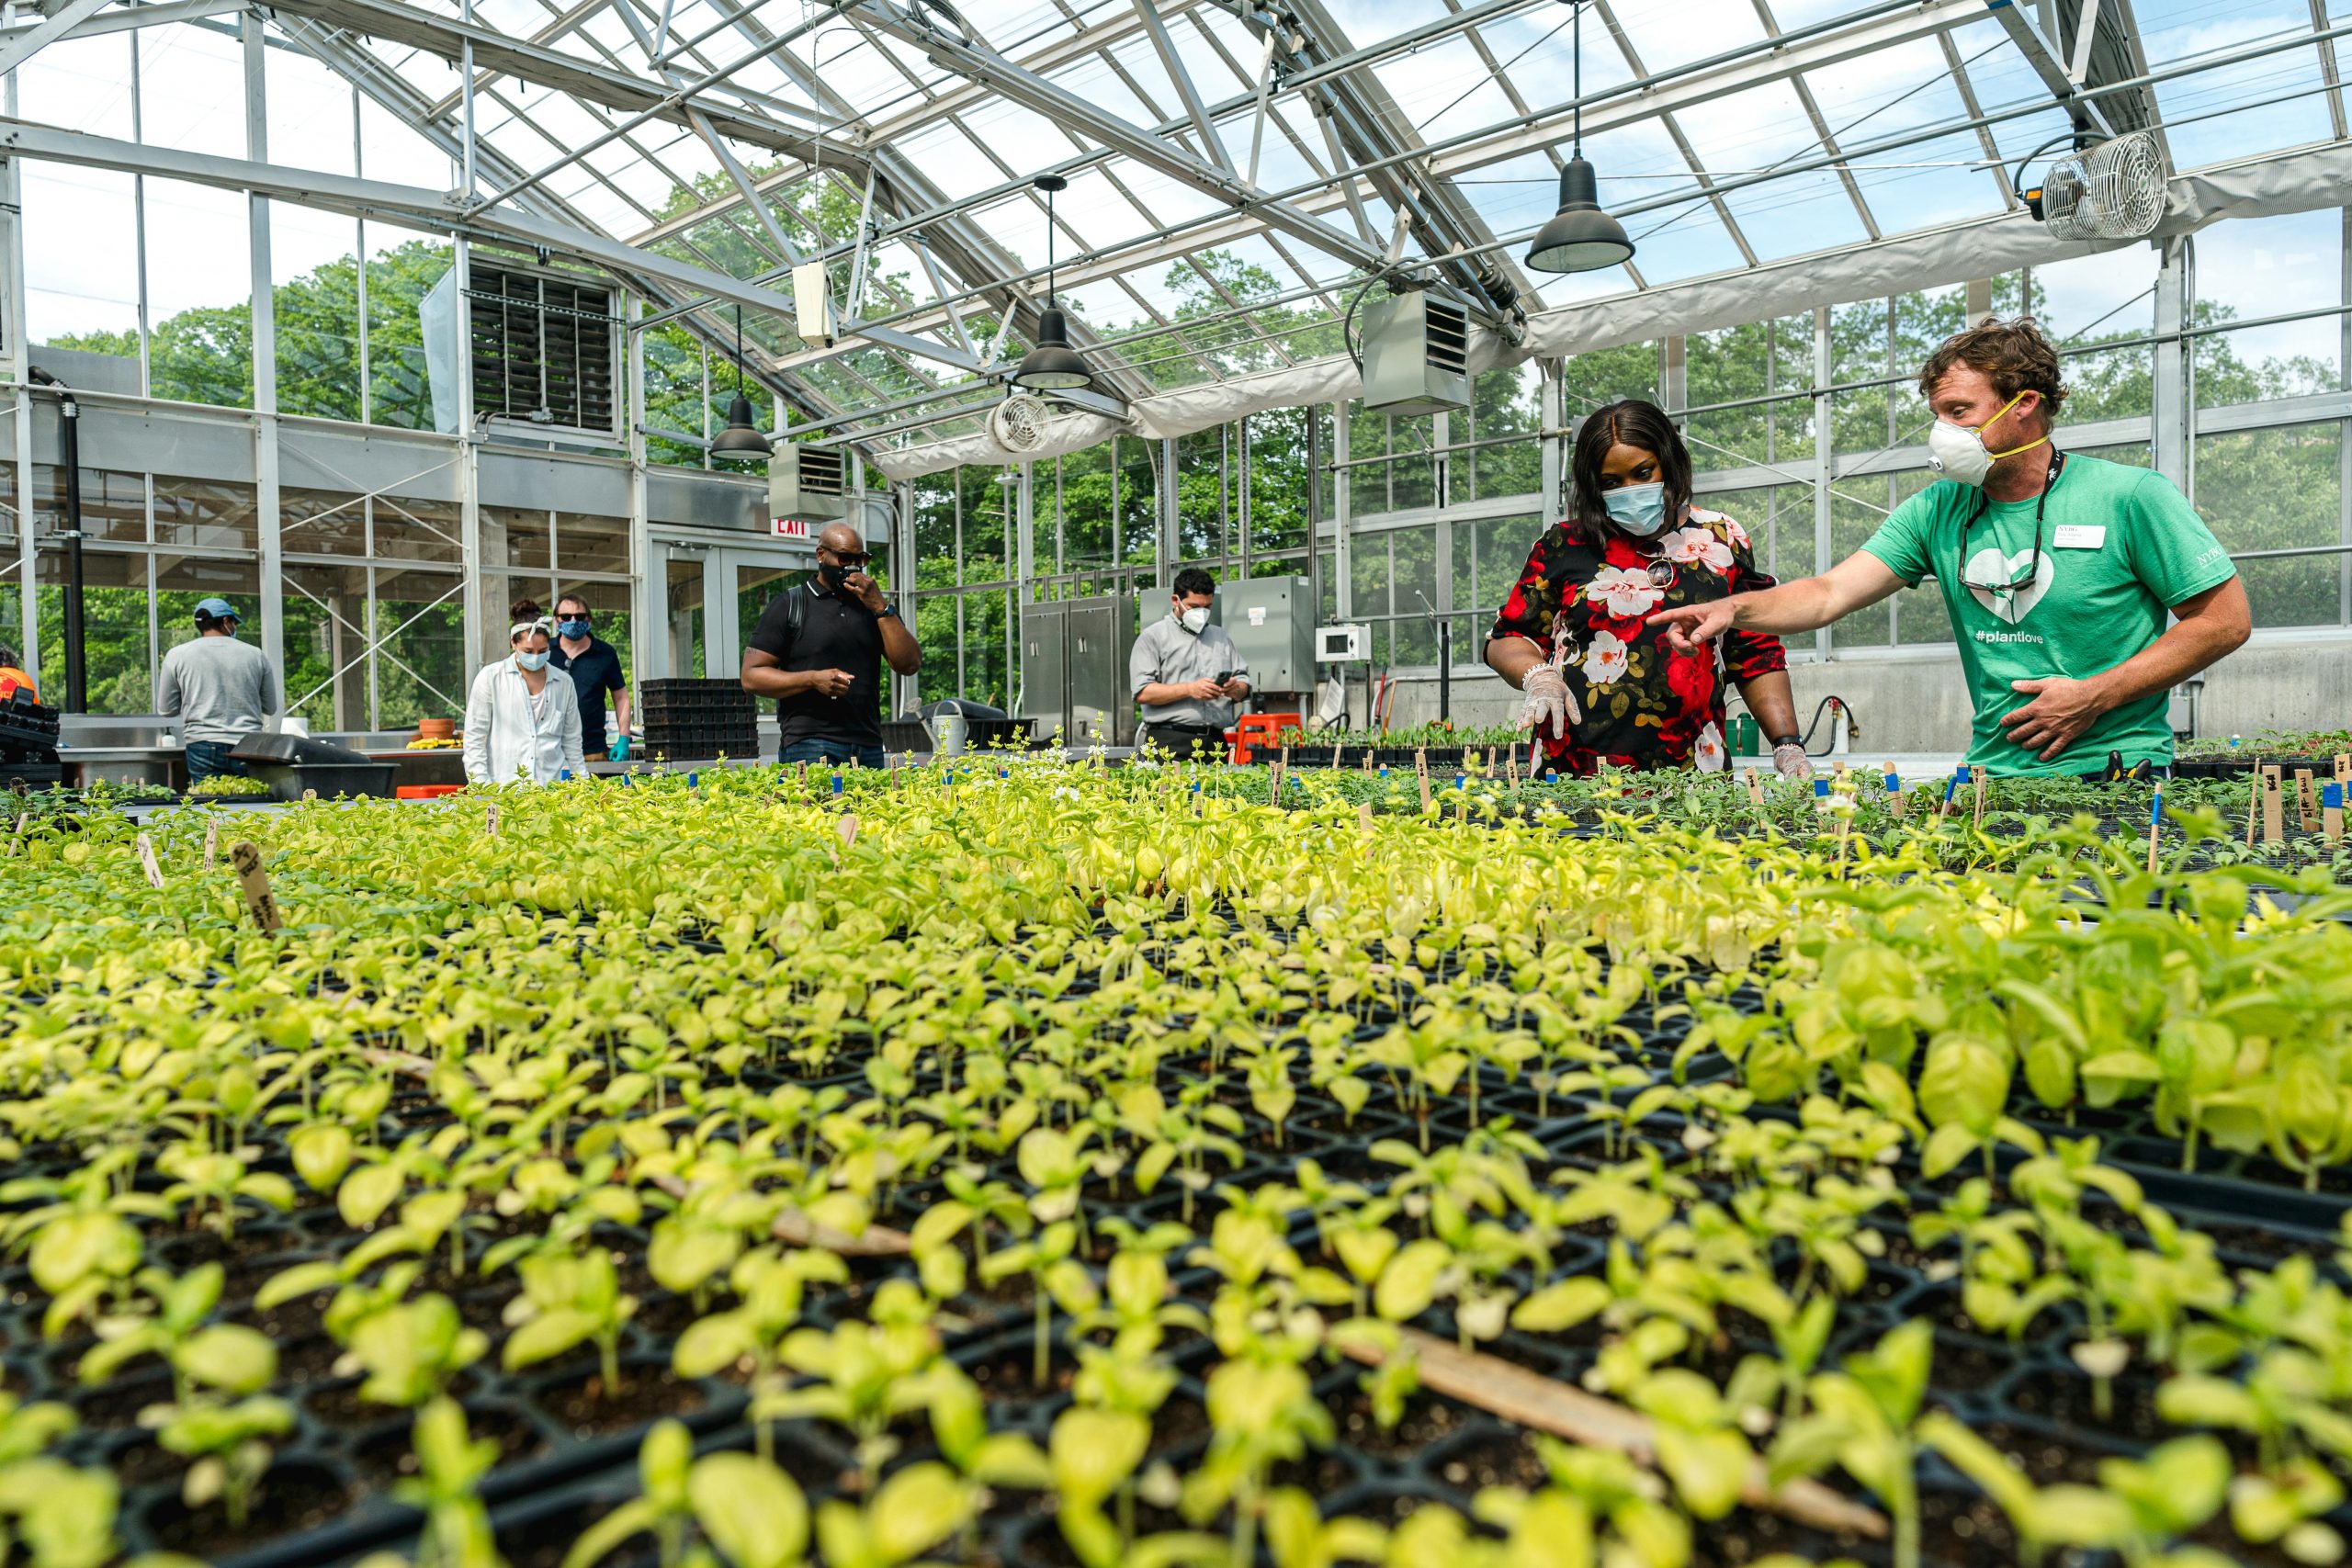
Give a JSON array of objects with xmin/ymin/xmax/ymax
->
[
  {"xmin": 138, "ymin": 23, "xmax": 249, "ymax": 157},
  {"xmin": 1368, "ymin": 35, "xmax": 1529, "ymax": 145},
  {"xmin": 1714, "ymin": 164, "xmax": 1873, "ymax": 258},
  {"xmin": 23, "ymin": 37, "xmax": 135, "ymax": 141},
  {"xmin": 1842, "ymin": 131, "xmax": 2014, "ymax": 233},
  {"xmin": 1609, "ymin": 0, "xmax": 1771, "ymax": 75}
]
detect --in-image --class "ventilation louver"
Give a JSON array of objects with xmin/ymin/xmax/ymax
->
[
  {"xmin": 466, "ymin": 264, "xmax": 620, "ymax": 439},
  {"xmin": 1361, "ymin": 291, "xmax": 1471, "ymax": 416},
  {"xmin": 770, "ymin": 444, "xmax": 848, "ymax": 525}
]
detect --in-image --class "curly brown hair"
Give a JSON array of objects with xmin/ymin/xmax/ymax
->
[
  {"xmin": 1917, "ymin": 316, "xmax": 2068, "ymax": 427},
  {"xmin": 508, "ymin": 596, "xmax": 546, "ymax": 624}
]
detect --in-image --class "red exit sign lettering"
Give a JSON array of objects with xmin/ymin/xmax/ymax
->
[{"xmin": 771, "ymin": 517, "xmax": 812, "ymax": 538}]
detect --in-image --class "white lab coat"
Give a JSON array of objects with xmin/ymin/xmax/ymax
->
[{"xmin": 463, "ymin": 658, "xmax": 585, "ymax": 785}]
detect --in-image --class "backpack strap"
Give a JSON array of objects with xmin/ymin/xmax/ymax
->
[{"xmin": 773, "ymin": 582, "xmax": 807, "ymax": 658}]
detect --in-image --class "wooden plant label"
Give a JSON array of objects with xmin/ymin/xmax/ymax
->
[
  {"xmin": 838, "ymin": 814, "xmax": 858, "ymax": 849},
  {"xmin": 136, "ymin": 832, "xmax": 164, "ymax": 890},
  {"xmin": 1360, "ymin": 752, "xmax": 1372, "ymax": 774},
  {"xmin": 1889, "ymin": 786, "xmax": 1910, "ymax": 820},
  {"xmin": 1506, "ymin": 753, "xmax": 1520, "ymax": 785},
  {"xmin": 1971, "ymin": 765, "xmax": 1987, "ymax": 829},
  {"xmin": 1330, "ymin": 735, "xmax": 1342, "ymax": 768},
  {"xmin": 2146, "ymin": 789, "xmax": 2165, "ymax": 876},
  {"xmin": 2325, "ymin": 783, "xmax": 2345, "ymax": 843},
  {"xmin": 301, "ymin": 788, "xmax": 318, "ymax": 803},
  {"xmin": 11, "ymin": 811, "xmax": 25, "ymax": 846},
  {"xmin": 2296, "ymin": 768, "xmax": 2319, "ymax": 830},
  {"xmin": 2262, "ymin": 766, "xmax": 2285, "ymax": 844},
  {"xmin": 1414, "ymin": 749, "xmax": 1431, "ymax": 811},
  {"xmin": 2335, "ymin": 752, "xmax": 2351, "ymax": 791},
  {"xmin": 1358, "ymin": 801, "xmax": 1374, "ymax": 838},
  {"xmin": 229, "ymin": 840, "xmax": 281, "ymax": 932},
  {"xmin": 203, "ymin": 816, "xmax": 219, "ymax": 871},
  {"xmin": 486, "ymin": 803, "xmax": 501, "ymax": 837},
  {"xmin": 2246, "ymin": 767, "xmax": 2262, "ymax": 848}
]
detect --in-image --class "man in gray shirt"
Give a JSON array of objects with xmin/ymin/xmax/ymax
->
[
  {"xmin": 157, "ymin": 596, "xmax": 279, "ymax": 782},
  {"xmin": 1129, "ymin": 567, "xmax": 1252, "ymax": 759}
]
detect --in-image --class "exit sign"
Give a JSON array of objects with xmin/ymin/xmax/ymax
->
[{"xmin": 771, "ymin": 517, "xmax": 812, "ymax": 538}]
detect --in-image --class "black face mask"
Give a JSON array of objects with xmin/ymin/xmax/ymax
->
[{"xmin": 816, "ymin": 562, "xmax": 850, "ymax": 591}]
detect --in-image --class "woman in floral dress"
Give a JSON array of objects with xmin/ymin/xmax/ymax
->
[{"xmin": 1485, "ymin": 400, "xmax": 1812, "ymax": 778}]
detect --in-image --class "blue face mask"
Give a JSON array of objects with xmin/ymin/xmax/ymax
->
[
  {"xmin": 514, "ymin": 649, "xmax": 550, "ymax": 672},
  {"xmin": 556, "ymin": 618, "xmax": 590, "ymax": 639},
  {"xmin": 1601, "ymin": 482, "xmax": 1669, "ymax": 536}
]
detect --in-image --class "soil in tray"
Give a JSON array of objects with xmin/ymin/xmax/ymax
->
[
  {"xmin": 1328, "ymin": 1387, "xmax": 1481, "ymax": 1461},
  {"xmin": 533, "ymin": 1364, "xmax": 709, "ymax": 1439},
  {"xmin": 2003, "ymin": 1366, "xmax": 2169, "ymax": 1444},
  {"xmin": 140, "ymin": 1458, "xmax": 359, "ymax": 1557}
]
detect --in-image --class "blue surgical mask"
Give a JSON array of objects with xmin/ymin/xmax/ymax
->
[
  {"xmin": 514, "ymin": 649, "xmax": 550, "ymax": 672},
  {"xmin": 1601, "ymin": 482, "xmax": 1669, "ymax": 536},
  {"xmin": 556, "ymin": 618, "xmax": 590, "ymax": 639}
]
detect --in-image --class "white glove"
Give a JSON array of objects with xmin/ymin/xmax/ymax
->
[
  {"xmin": 1772, "ymin": 741, "xmax": 1813, "ymax": 782},
  {"xmin": 1519, "ymin": 664, "xmax": 1579, "ymax": 739}
]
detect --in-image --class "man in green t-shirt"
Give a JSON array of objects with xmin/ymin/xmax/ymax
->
[{"xmin": 1649, "ymin": 318, "xmax": 2250, "ymax": 776}]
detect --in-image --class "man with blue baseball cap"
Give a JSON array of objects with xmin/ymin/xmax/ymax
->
[{"xmin": 158, "ymin": 595, "xmax": 279, "ymax": 782}]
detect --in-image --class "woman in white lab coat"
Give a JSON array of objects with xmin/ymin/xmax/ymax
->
[{"xmin": 463, "ymin": 600, "xmax": 586, "ymax": 785}]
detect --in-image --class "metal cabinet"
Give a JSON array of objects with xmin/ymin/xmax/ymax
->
[
  {"xmin": 1212, "ymin": 575, "xmax": 1315, "ymax": 697},
  {"xmin": 1066, "ymin": 598, "xmax": 1134, "ymax": 747},
  {"xmin": 1020, "ymin": 594, "xmax": 1136, "ymax": 747}
]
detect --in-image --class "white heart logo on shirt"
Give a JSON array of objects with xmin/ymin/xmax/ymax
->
[{"xmin": 1963, "ymin": 546, "xmax": 2056, "ymax": 626}]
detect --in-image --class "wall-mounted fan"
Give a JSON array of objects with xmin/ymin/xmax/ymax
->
[
  {"xmin": 2021, "ymin": 130, "xmax": 2167, "ymax": 242},
  {"xmin": 989, "ymin": 391, "xmax": 1054, "ymax": 454}
]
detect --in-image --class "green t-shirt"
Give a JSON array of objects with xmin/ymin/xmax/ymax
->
[{"xmin": 1860, "ymin": 455, "xmax": 2235, "ymax": 776}]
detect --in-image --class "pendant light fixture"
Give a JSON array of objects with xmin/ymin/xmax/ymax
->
[
  {"xmin": 1525, "ymin": 0, "xmax": 1635, "ymax": 275},
  {"xmin": 1012, "ymin": 174, "xmax": 1095, "ymax": 392},
  {"xmin": 710, "ymin": 304, "xmax": 774, "ymax": 458}
]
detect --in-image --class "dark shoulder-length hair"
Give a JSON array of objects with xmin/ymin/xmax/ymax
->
[{"xmin": 1570, "ymin": 399, "xmax": 1692, "ymax": 539}]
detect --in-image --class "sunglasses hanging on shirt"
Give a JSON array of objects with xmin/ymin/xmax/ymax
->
[{"xmin": 1958, "ymin": 449, "xmax": 2067, "ymax": 599}]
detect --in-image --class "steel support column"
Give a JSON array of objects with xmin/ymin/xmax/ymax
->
[
  {"xmin": 2154, "ymin": 237, "xmax": 2190, "ymax": 487},
  {"xmin": 3, "ymin": 70, "xmax": 32, "ymax": 684},
  {"xmin": 1813, "ymin": 306, "xmax": 1834, "ymax": 663},
  {"xmin": 245, "ymin": 12, "xmax": 286, "ymax": 715}
]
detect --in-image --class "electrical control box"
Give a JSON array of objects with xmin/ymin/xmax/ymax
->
[
  {"xmin": 1316, "ymin": 624, "xmax": 1370, "ymax": 663},
  {"xmin": 1360, "ymin": 290, "xmax": 1470, "ymax": 416},
  {"xmin": 1212, "ymin": 576, "xmax": 1316, "ymax": 694}
]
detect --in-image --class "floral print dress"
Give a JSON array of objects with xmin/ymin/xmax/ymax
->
[{"xmin": 1487, "ymin": 506, "xmax": 1788, "ymax": 776}]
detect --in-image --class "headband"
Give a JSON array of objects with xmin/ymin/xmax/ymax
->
[{"xmin": 510, "ymin": 617, "xmax": 554, "ymax": 642}]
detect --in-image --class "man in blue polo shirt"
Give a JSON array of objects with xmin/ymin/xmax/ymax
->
[{"xmin": 548, "ymin": 592, "xmax": 631, "ymax": 761}]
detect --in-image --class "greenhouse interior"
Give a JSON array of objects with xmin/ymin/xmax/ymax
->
[{"xmin": 4, "ymin": 0, "xmax": 2352, "ymax": 1563}]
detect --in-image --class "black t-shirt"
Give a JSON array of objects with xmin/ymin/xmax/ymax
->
[
  {"xmin": 550, "ymin": 637, "xmax": 626, "ymax": 752},
  {"xmin": 747, "ymin": 582, "xmax": 884, "ymax": 749}
]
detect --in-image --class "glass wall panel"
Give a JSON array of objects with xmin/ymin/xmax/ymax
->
[
  {"xmin": 373, "ymin": 494, "xmax": 463, "ymax": 565},
  {"xmin": 38, "ymin": 552, "xmax": 148, "ymax": 713},
  {"xmin": 375, "ymin": 568, "xmax": 467, "ymax": 727},
  {"xmin": 154, "ymin": 477, "xmax": 258, "ymax": 552},
  {"xmin": 2193, "ymin": 422, "xmax": 2345, "ymax": 630}
]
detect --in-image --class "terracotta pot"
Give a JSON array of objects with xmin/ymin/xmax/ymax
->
[{"xmin": 417, "ymin": 717, "xmax": 457, "ymax": 739}]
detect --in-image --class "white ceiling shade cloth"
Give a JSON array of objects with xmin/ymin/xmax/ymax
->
[{"xmin": 870, "ymin": 141, "xmax": 2348, "ymax": 481}]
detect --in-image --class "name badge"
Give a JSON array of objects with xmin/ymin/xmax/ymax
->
[{"xmin": 2052, "ymin": 525, "xmax": 2106, "ymax": 548}]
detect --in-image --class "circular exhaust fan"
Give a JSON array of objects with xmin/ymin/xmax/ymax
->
[
  {"xmin": 2035, "ymin": 130, "xmax": 2167, "ymax": 242},
  {"xmin": 989, "ymin": 391, "xmax": 1054, "ymax": 454}
]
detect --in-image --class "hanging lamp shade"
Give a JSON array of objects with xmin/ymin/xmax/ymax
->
[
  {"xmin": 710, "ymin": 390, "xmax": 773, "ymax": 457},
  {"xmin": 1525, "ymin": 153, "xmax": 1634, "ymax": 274},
  {"xmin": 1012, "ymin": 306, "xmax": 1094, "ymax": 391}
]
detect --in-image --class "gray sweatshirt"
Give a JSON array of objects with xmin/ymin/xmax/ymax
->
[{"xmin": 157, "ymin": 634, "xmax": 279, "ymax": 744}]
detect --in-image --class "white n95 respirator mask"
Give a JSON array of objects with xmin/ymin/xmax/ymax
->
[{"xmin": 1926, "ymin": 389, "xmax": 2047, "ymax": 488}]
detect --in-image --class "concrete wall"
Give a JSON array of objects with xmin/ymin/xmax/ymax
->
[{"xmin": 1373, "ymin": 633, "xmax": 2352, "ymax": 751}]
